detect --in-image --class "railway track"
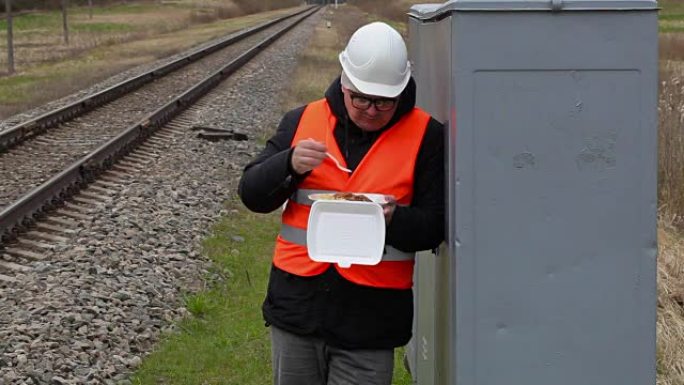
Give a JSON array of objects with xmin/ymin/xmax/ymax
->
[{"xmin": 0, "ymin": 5, "xmax": 320, "ymax": 281}]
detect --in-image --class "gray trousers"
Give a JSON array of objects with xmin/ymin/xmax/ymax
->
[{"xmin": 270, "ymin": 325, "xmax": 394, "ymax": 385}]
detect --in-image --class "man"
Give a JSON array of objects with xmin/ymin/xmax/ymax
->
[{"xmin": 239, "ymin": 21, "xmax": 444, "ymax": 385}]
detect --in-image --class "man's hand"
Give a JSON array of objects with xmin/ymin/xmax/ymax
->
[
  {"xmin": 382, "ymin": 196, "xmax": 397, "ymax": 224},
  {"xmin": 291, "ymin": 139, "xmax": 327, "ymax": 175}
]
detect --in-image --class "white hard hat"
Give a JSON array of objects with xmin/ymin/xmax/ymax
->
[{"xmin": 339, "ymin": 22, "xmax": 411, "ymax": 98}]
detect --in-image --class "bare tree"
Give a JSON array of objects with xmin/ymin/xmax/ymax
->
[
  {"xmin": 5, "ymin": 0, "xmax": 14, "ymax": 74},
  {"xmin": 62, "ymin": 0, "xmax": 69, "ymax": 45},
  {"xmin": 88, "ymin": 0, "xmax": 93, "ymax": 19}
]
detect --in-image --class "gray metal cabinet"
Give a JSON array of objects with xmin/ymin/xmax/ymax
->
[{"xmin": 408, "ymin": 1, "xmax": 658, "ymax": 384}]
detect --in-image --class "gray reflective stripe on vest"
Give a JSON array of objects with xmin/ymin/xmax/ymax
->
[
  {"xmin": 279, "ymin": 224, "xmax": 415, "ymax": 262},
  {"xmin": 290, "ymin": 189, "xmax": 338, "ymax": 206}
]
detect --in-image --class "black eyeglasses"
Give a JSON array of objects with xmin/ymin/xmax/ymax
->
[{"xmin": 349, "ymin": 92, "xmax": 398, "ymax": 111}]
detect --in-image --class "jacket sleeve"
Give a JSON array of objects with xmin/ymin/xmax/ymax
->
[
  {"xmin": 385, "ymin": 117, "xmax": 445, "ymax": 252},
  {"xmin": 238, "ymin": 107, "xmax": 306, "ymax": 213}
]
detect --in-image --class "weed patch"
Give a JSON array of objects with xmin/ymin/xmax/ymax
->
[{"xmin": 0, "ymin": 12, "xmax": 62, "ymax": 30}]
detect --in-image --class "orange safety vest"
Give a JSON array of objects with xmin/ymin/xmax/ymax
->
[{"xmin": 273, "ymin": 99, "xmax": 430, "ymax": 289}]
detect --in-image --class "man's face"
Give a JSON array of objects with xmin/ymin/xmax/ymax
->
[{"xmin": 342, "ymin": 87, "xmax": 399, "ymax": 132}]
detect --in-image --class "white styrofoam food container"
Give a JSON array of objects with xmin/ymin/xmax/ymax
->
[{"xmin": 306, "ymin": 198, "xmax": 386, "ymax": 268}]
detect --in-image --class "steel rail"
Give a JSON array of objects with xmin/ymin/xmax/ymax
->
[
  {"xmin": 0, "ymin": 6, "xmax": 315, "ymax": 153},
  {"xmin": 0, "ymin": 6, "xmax": 320, "ymax": 244}
]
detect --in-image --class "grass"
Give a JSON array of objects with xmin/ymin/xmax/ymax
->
[
  {"xmin": 660, "ymin": 0, "xmax": 684, "ymax": 15},
  {"xmin": 0, "ymin": 73, "xmax": 58, "ymax": 103},
  {"xmin": 131, "ymin": 203, "xmax": 277, "ymax": 384},
  {"xmin": 660, "ymin": 14, "xmax": 684, "ymax": 20},
  {"xmin": 656, "ymin": 220, "xmax": 684, "ymax": 385},
  {"xmin": 660, "ymin": 0, "xmax": 684, "ymax": 32},
  {"xmin": 0, "ymin": 13, "xmax": 62, "ymax": 30}
]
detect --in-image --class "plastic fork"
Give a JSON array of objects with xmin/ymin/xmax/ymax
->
[{"xmin": 326, "ymin": 152, "xmax": 352, "ymax": 173}]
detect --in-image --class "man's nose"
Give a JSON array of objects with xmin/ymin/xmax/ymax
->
[{"xmin": 365, "ymin": 104, "xmax": 379, "ymax": 116}]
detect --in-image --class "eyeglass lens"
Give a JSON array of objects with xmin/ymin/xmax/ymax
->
[{"xmin": 351, "ymin": 94, "xmax": 397, "ymax": 111}]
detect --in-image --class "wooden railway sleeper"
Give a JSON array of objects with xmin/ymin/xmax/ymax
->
[
  {"xmin": 164, "ymin": 129, "xmax": 186, "ymax": 136},
  {"xmin": 139, "ymin": 141, "xmax": 166, "ymax": 149},
  {"xmin": 4, "ymin": 247, "xmax": 45, "ymax": 261},
  {"xmin": 78, "ymin": 190, "xmax": 111, "ymax": 201},
  {"xmin": 0, "ymin": 259, "xmax": 31, "ymax": 273},
  {"xmin": 45, "ymin": 216, "xmax": 78, "ymax": 228},
  {"xmin": 91, "ymin": 179, "xmax": 119, "ymax": 189},
  {"xmin": 72, "ymin": 196, "xmax": 102, "ymax": 206},
  {"xmin": 0, "ymin": 273, "xmax": 18, "ymax": 283},
  {"xmin": 36, "ymin": 222, "xmax": 77, "ymax": 235},
  {"xmin": 144, "ymin": 139, "xmax": 170, "ymax": 148},
  {"xmin": 84, "ymin": 184, "xmax": 113, "ymax": 195},
  {"xmin": 119, "ymin": 154, "xmax": 145, "ymax": 163},
  {"xmin": 125, "ymin": 153, "xmax": 156, "ymax": 163},
  {"xmin": 25, "ymin": 229, "xmax": 69, "ymax": 244},
  {"xmin": 17, "ymin": 237, "xmax": 54, "ymax": 251},
  {"xmin": 112, "ymin": 163, "xmax": 140, "ymax": 174},
  {"xmin": 119, "ymin": 158, "xmax": 148, "ymax": 168},
  {"xmin": 55, "ymin": 208, "xmax": 92, "ymax": 221},
  {"xmin": 153, "ymin": 134, "xmax": 176, "ymax": 142},
  {"xmin": 102, "ymin": 170, "xmax": 133, "ymax": 180},
  {"xmin": 63, "ymin": 201, "xmax": 93, "ymax": 214},
  {"xmin": 136, "ymin": 145, "xmax": 162, "ymax": 154}
]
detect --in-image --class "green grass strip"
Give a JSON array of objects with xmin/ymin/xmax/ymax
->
[
  {"xmin": 0, "ymin": 73, "xmax": 59, "ymax": 104},
  {"xmin": 129, "ymin": 199, "xmax": 413, "ymax": 384},
  {"xmin": 659, "ymin": 13, "xmax": 684, "ymax": 21},
  {"xmin": 131, "ymin": 201, "xmax": 277, "ymax": 384},
  {"xmin": 0, "ymin": 12, "xmax": 62, "ymax": 30}
]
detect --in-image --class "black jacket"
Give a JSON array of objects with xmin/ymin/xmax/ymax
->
[{"xmin": 238, "ymin": 76, "xmax": 445, "ymax": 349}]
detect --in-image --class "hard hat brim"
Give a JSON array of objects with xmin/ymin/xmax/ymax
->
[{"xmin": 339, "ymin": 53, "xmax": 411, "ymax": 98}]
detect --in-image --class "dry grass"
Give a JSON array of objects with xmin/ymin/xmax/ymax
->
[
  {"xmin": 659, "ymin": 43, "xmax": 684, "ymax": 385},
  {"xmin": 347, "ymin": 0, "xmax": 414, "ymax": 25},
  {"xmin": 659, "ymin": 63, "xmax": 684, "ymax": 226},
  {"xmin": 346, "ymin": 0, "xmax": 423, "ymax": 34},
  {"xmin": 657, "ymin": 220, "xmax": 684, "ymax": 385},
  {"xmin": 661, "ymin": 34, "xmax": 684, "ymax": 61}
]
